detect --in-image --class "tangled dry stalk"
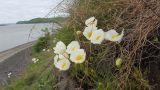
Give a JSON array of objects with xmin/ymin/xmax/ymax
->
[
  {"xmin": 54, "ymin": 0, "xmax": 160, "ymax": 89},
  {"xmin": 115, "ymin": 0, "xmax": 160, "ymax": 89}
]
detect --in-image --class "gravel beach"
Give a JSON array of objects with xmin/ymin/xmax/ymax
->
[{"xmin": 0, "ymin": 42, "xmax": 35, "ymax": 85}]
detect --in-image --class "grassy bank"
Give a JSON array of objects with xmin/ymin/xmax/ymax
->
[
  {"xmin": 0, "ymin": 26, "xmax": 74, "ymax": 90},
  {"xmin": 1, "ymin": 0, "xmax": 160, "ymax": 90},
  {"xmin": 1, "ymin": 52, "xmax": 54, "ymax": 90}
]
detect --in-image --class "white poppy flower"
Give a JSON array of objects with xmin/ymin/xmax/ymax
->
[
  {"xmin": 8, "ymin": 72, "xmax": 12, "ymax": 78},
  {"xmin": 32, "ymin": 58, "xmax": 36, "ymax": 61},
  {"xmin": 32, "ymin": 58, "xmax": 37, "ymax": 63},
  {"xmin": 32, "ymin": 58, "xmax": 39, "ymax": 63},
  {"xmin": 54, "ymin": 55, "xmax": 70, "ymax": 71},
  {"xmin": 36, "ymin": 58, "xmax": 39, "ymax": 62},
  {"xmin": 66, "ymin": 41, "xmax": 80, "ymax": 54},
  {"xmin": 104, "ymin": 29, "xmax": 124, "ymax": 42},
  {"xmin": 90, "ymin": 29, "xmax": 105, "ymax": 44},
  {"xmin": 33, "ymin": 60, "xmax": 37, "ymax": 63},
  {"xmin": 42, "ymin": 49, "xmax": 46, "ymax": 51},
  {"xmin": 33, "ymin": 61, "xmax": 36, "ymax": 63},
  {"xmin": 70, "ymin": 49, "xmax": 86, "ymax": 64},
  {"xmin": 53, "ymin": 41, "xmax": 66, "ymax": 54},
  {"xmin": 83, "ymin": 27, "xmax": 97, "ymax": 40},
  {"xmin": 85, "ymin": 17, "xmax": 97, "ymax": 27},
  {"xmin": 8, "ymin": 72, "xmax": 12, "ymax": 76}
]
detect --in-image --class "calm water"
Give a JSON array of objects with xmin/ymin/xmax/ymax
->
[{"xmin": 0, "ymin": 23, "xmax": 59, "ymax": 52}]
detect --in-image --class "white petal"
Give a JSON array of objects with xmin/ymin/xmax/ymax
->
[
  {"xmin": 42, "ymin": 49, "xmax": 46, "ymax": 51},
  {"xmin": 58, "ymin": 54, "xmax": 68, "ymax": 59},
  {"xmin": 70, "ymin": 49, "xmax": 86, "ymax": 63},
  {"xmin": 85, "ymin": 17, "xmax": 95, "ymax": 26},
  {"xmin": 83, "ymin": 27, "xmax": 97, "ymax": 40},
  {"xmin": 115, "ymin": 30, "xmax": 124, "ymax": 43},
  {"xmin": 106, "ymin": 29, "xmax": 119, "ymax": 35},
  {"xmin": 104, "ymin": 29, "xmax": 124, "ymax": 42},
  {"xmin": 56, "ymin": 59, "xmax": 71, "ymax": 71},
  {"xmin": 104, "ymin": 29, "xmax": 118, "ymax": 40},
  {"xmin": 54, "ymin": 55, "xmax": 71, "ymax": 71},
  {"xmin": 93, "ymin": 19, "xmax": 97, "ymax": 27},
  {"xmin": 66, "ymin": 41, "xmax": 80, "ymax": 54},
  {"xmin": 36, "ymin": 59, "xmax": 39, "ymax": 62},
  {"xmin": 8, "ymin": 72, "xmax": 12, "ymax": 76},
  {"xmin": 85, "ymin": 17, "xmax": 98, "ymax": 27},
  {"xmin": 54, "ymin": 55, "xmax": 59, "ymax": 68},
  {"xmin": 90, "ymin": 29, "xmax": 104, "ymax": 44},
  {"xmin": 32, "ymin": 58, "xmax": 36, "ymax": 61},
  {"xmin": 53, "ymin": 41, "xmax": 66, "ymax": 54}
]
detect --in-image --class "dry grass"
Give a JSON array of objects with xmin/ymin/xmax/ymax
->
[{"xmin": 59, "ymin": 0, "xmax": 160, "ymax": 89}]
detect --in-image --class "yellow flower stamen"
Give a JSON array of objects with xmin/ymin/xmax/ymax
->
[
  {"xmin": 87, "ymin": 32, "xmax": 92, "ymax": 38},
  {"xmin": 96, "ymin": 36, "xmax": 101, "ymax": 41},
  {"xmin": 61, "ymin": 63, "xmax": 66, "ymax": 69},
  {"xmin": 76, "ymin": 54, "xmax": 83, "ymax": 61},
  {"xmin": 112, "ymin": 34, "xmax": 119, "ymax": 39}
]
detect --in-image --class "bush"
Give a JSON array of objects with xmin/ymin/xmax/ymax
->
[{"xmin": 33, "ymin": 33, "xmax": 50, "ymax": 53}]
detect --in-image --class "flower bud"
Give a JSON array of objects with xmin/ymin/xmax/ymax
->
[
  {"xmin": 76, "ymin": 31, "xmax": 82, "ymax": 35},
  {"xmin": 47, "ymin": 49, "xmax": 50, "ymax": 52},
  {"xmin": 42, "ymin": 49, "xmax": 46, "ymax": 51},
  {"xmin": 116, "ymin": 58, "xmax": 123, "ymax": 67}
]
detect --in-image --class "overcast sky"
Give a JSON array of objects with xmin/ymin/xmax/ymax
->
[{"xmin": 0, "ymin": 0, "xmax": 63, "ymax": 24}]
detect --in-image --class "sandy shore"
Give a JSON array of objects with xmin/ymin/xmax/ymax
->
[{"xmin": 0, "ymin": 41, "xmax": 35, "ymax": 85}]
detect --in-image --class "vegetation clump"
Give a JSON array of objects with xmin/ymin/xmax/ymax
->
[
  {"xmin": 33, "ymin": 32, "xmax": 50, "ymax": 53},
  {"xmin": 52, "ymin": 0, "xmax": 160, "ymax": 90},
  {"xmin": 1, "ymin": 0, "xmax": 160, "ymax": 90}
]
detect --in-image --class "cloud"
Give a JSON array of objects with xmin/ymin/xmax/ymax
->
[{"xmin": 0, "ymin": 0, "xmax": 63, "ymax": 24}]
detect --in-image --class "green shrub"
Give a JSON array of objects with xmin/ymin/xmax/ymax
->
[
  {"xmin": 33, "ymin": 33, "xmax": 50, "ymax": 53},
  {"xmin": 55, "ymin": 26, "xmax": 75, "ymax": 45}
]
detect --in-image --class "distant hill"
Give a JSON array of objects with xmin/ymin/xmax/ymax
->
[
  {"xmin": 0, "ymin": 24, "xmax": 8, "ymax": 26},
  {"xmin": 16, "ymin": 17, "xmax": 67, "ymax": 24}
]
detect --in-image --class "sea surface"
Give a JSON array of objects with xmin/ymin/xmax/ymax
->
[{"xmin": 0, "ymin": 23, "xmax": 59, "ymax": 52}]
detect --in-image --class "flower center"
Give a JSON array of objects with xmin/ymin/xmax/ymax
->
[
  {"xmin": 112, "ymin": 34, "xmax": 119, "ymax": 39},
  {"xmin": 87, "ymin": 32, "xmax": 92, "ymax": 38},
  {"xmin": 61, "ymin": 63, "xmax": 66, "ymax": 69},
  {"xmin": 96, "ymin": 35, "xmax": 101, "ymax": 41},
  {"xmin": 76, "ymin": 54, "xmax": 83, "ymax": 61}
]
